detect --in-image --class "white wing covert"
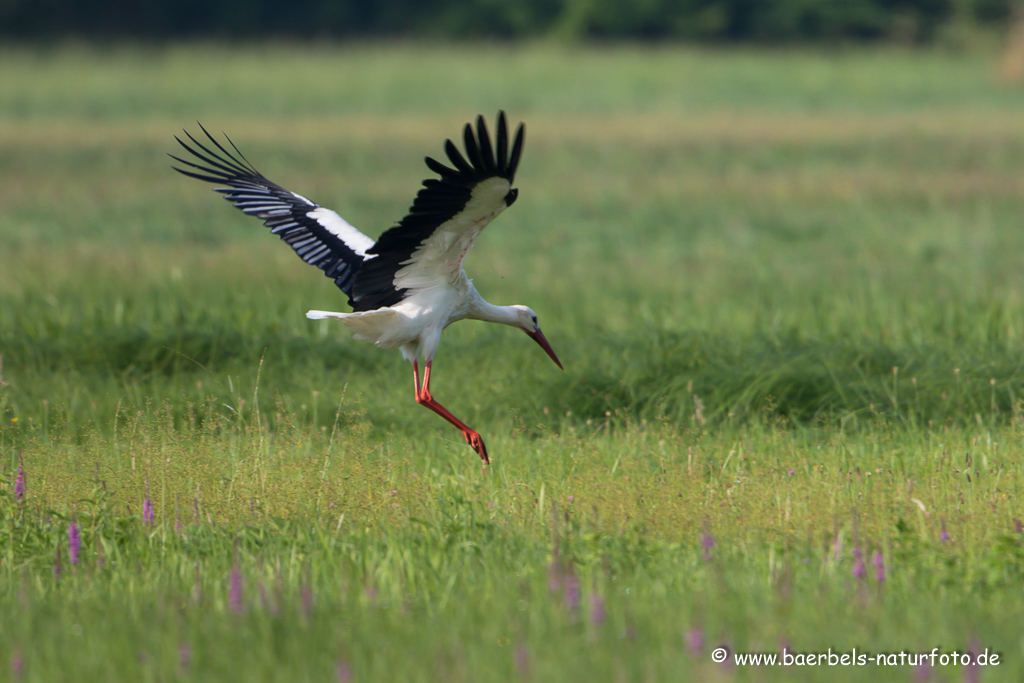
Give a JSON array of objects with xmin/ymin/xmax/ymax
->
[{"xmin": 171, "ymin": 125, "xmax": 373, "ymax": 301}]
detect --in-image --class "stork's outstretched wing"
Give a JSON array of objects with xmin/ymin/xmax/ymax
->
[
  {"xmin": 170, "ymin": 125, "xmax": 374, "ymax": 301},
  {"xmin": 349, "ymin": 112, "xmax": 524, "ymax": 312}
]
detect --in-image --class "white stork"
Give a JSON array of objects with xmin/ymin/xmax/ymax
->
[{"xmin": 170, "ymin": 112, "xmax": 561, "ymax": 464}]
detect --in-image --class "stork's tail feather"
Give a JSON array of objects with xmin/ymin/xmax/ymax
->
[
  {"xmin": 306, "ymin": 310, "xmax": 349, "ymax": 320},
  {"xmin": 307, "ymin": 308, "xmax": 403, "ymax": 347}
]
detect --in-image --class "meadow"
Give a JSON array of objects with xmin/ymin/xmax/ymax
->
[{"xmin": 2, "ymin": 42, "xmax": 1024, "ymax": 681}]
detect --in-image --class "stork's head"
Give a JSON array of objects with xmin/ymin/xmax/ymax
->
[{"xmin": 512, "ymin": 306, "xmax": 563, "ymax": 370}]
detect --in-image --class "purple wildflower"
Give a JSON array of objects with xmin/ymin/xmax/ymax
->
[
  {"xmin": 547, "ymin": 557, "xmax": 562, "ymax": 593},
  {"xmin": 700, "ymin": 532, "xmax": 715, "ymax": 561},
  {"xmin": 962, "ymin": 643, "xmax": 978, "ymax": 683},
  {"xmin": 964, "ymin": 640, "xmax": 981, "ymax": 683},
  {"xmin": 851, "ymin": 547, "xmax": 865, "ymax": 580},
  {"xmin": 589, "ymin": 592, "xmax": 606, "ymax": 625},
  {"xmin": 1015, "ymin": 519, "xmax": 1023, "ymax": 535},
  {"xmin": 143, "ymin": 494, "xmax": 154, "ymax": 526},
  {"xmin": 685, "ymin": 628, "xmax": 705, "ymax": 656},
  {"xmin": 10, "ymin": 647, "xmax": 24, "ymax": 682},
  {"xmin": 14, "ymin": 455, "xmax": 25, "ymax": 502},
  {"xmin": 228, "ymin": 566, "xmax": 243, "ymax": 615},
  {"xmin": 914, "ymin": 662, "xmax": 932, "ymax": 682},
  {"xmin": 940, "ymin": 530, "xmax": 951, "ymax": 543},
  {"xmin": 564, "ymin": 571, "xmax": 581, "ymax": 617},
  {"xmin": 178, "ymin": 642, "xmax": 192, "ymax": 673},
  {"xmin": 335, "ymin": 659, "xmax": 352, "ymax": 683},
  {"xmin": 514, "ymin": 643, "xmax": 530, "ymax": 677},
  {"xmin": 716, "ymin": 642, "xmax": 734, "ymax": 668},
  {"xmin": 301, "ymin": 582, "xmax": 314, "ymax": 617},
  {"xmin": 872, "ymin": 550, "xmax": 884, "ymax": 583},
  {"xmin": 68, "ymin": 520, "xmax": 81, "ymax": 565}
]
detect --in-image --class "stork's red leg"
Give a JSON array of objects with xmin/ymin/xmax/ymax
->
[{"xmin": 412, "ymin": 360, "xmax": 489, "ymax": 464}]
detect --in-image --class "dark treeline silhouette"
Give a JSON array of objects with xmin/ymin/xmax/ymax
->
[{"xmin": 0, "ymin": 0, "xmax": 1013, "ymax": 42}]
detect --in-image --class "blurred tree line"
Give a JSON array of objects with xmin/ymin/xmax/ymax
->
[{"xmin": 0, "ymin": 0, "xmax": 1015, "ymax": 42}]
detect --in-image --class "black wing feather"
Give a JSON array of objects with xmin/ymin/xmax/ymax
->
[
  {"xmin": 496, "ymin": 111, "xmax": 509, "ymax": 172},
  {"xmin": 350, "ymin": 111, "xmax": 524, "ymax": 312},
  {"xmin": 507, "ymin": 123, "xmax": 525, "ymax": 182},
  {"xmin": 462, "ymin": 123, "xmax": 485, "ymax": 176},
  {"xmin": 476, "ymin": 115, "xmax": 495, "ymax": 172},
  {"xmin": 424, "ymin": 155, "xmax": 461, "ymax": 181},
  {"xmin": 443, "ymin": 139, "xmax": 475, "ymax": 177},
  {"xmin": 170, "ymin": 125, "xmax": 369, "ymax": 303}
]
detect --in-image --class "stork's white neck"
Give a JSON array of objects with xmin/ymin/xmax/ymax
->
[{"xmin": 464, "ymin": 288, "xmax": 527, "ymax": 330}]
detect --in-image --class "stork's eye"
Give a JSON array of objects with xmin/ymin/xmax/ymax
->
[{"xmin": 531, "ymin": 315, "xmax": 538, "ymax": 326}]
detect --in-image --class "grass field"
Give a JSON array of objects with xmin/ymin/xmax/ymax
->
[{"xmin": 3, "ymin": 42, "xmax": 1024, "ymax": 681}]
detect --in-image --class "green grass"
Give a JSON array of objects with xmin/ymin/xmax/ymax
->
[{"xmin": 3, "ymin": 42, "xmax": 1024, "ymax": 681}]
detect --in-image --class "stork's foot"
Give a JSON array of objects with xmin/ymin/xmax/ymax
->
[{"xmin": 464, "ymin": 430, "xmax": 489, "ymax": 464}]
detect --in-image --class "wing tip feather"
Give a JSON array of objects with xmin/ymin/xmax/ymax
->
[{"xmin": 425, "ymin": 110, "xmax": 524, "ymax": 184}]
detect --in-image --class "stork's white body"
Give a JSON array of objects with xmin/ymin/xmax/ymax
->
[
  {"xmin": 310, "ymin": 278, "xmax": 470, "ymax": 358},
  {"xmin": 310, "ymin": 280, "xmax": 530, "ymax": 359},
  {"xmin": 173, "ymin": 113, "xmax": 561, "ymax": 464},
  {"xmin": 309, "ymin": 176, "xmax": 515, "ymax": 361}
]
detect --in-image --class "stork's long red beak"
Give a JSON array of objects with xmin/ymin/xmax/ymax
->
[{"xmin": 527, "ymin": 328, "xmax": 563, "ymax": 370}]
